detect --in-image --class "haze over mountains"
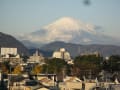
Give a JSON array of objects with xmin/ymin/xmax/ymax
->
[{"xmin": 19, "ymin": 17, "xmax": 120, "ymax": 48}]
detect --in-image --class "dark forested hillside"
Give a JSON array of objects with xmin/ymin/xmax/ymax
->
[{"xmin": 0, "ymin": 32, "xmax": 29, "ymax": 55}]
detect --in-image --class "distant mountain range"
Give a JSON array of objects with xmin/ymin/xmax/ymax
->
[
  {"xmin": 0, "ymin": 32, "xmax": 120, "ymax": 57},
  {"xmin": 19, "ymin": 17, "xmax": 120, "ymax": 47},
  {"xmin": 37, "ymin": 41, "xmax": 120, "ymax": 58},
  {"xmin": 0, "ymin": 32, "xmax": 29, "ymax": 55},
  {"xmin": 1, "ymin": 17, "xmax": 120, "ymax": 57}
]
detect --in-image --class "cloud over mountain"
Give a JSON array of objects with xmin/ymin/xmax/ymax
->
[{"xmin": 19, "ymin": 17, "xmax": 120, "ymax": 47}]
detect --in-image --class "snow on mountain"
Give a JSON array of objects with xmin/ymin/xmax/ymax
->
[
  {"xmin": 19, "ymin": 17, "xmax": 120, "ymax": 47},
  {"xmin": 43, "ymin": 17, "xmax": 96, "ymax": 34}
]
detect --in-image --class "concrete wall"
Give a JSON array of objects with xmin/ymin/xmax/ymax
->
[
  {"xmin": 59, "ymin": 82, "xmax": 82, "ymax": 90},
  {"xmin": 84, "ymin": 82, "xmax": 96, "ymax": 90}
]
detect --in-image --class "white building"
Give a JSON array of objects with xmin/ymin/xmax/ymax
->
[
  {"xmin": 81, "ymin": 51, "xmax": 100, "ymax": 57},
  {"xmin": 0, "ymin": 47, "xmax": 17, "ymax": 55},
  {"xmin": 52, "ymin": 48, "xmax": 71, "ymax": 61},
  {"xmin": 27, "ymin": 50, "xmax": 44, "ymax": 64},
  {"xmin": 0, "ymin": 48, "xmax": 22, "ymax": 64}
]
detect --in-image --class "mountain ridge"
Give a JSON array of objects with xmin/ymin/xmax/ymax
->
[
  {"xmin": 38, "ymin": 41, "xmax": 120, "ymax": 57},
  {"xmin": 0, "ymin": 32, "xmax": 29, "ymax": 55}
]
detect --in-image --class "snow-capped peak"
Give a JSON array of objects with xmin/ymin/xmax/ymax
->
[
  {"xmin": 20, "ymin": 17, "xmax": 113, "ymax": 45},
  {"xmin": 43, "ymin": 17, "xmax": 96, "ymax": 34}
]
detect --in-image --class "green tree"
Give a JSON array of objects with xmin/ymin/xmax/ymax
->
[
  {"xmin": 21, "ymin": 55, "xmax": 29, "ymax": 63},
  {"xmin": 0, "ymin": 61, "xmax": 11, "ymax": 74},
  {"xmin": 73, "ymin": 55, "xmax": 102, "ymax": 78},
  {"xmin": 0, "ymin": 64, "xmax": 9, "ymax": 74},
  {"xmin": 103, "ymin": 55, "xmax": 120, "ymax": 72},
  {"xmin": 42, "ymin": 58, "xmax": 67, "ymax": 74}
]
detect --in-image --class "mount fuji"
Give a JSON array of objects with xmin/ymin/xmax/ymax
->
[{"xmin": 19, "ymin": 17, "xmax": 120, "ymax": 48}]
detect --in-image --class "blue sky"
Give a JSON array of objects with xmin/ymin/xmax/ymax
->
[{"xmin": 0, "ymin": 0, "xmax": 120, "ymax": 38}]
